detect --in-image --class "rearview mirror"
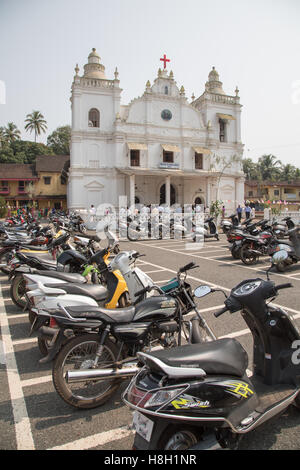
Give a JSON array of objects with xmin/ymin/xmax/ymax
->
[{"xmin": 194, "ymin": 285, "xmax": 212, "ymax": 298}]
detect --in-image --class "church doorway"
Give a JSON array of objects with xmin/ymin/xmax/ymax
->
[
  {"xmin": 160, "ymin": 184, "xmax": 176, "ymax": 205},
  {"xmin": 194, "ymin": 196, "xmax": 204, "ymax": 205}
]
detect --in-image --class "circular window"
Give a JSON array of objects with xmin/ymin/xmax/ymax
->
[{"xmin": 161, "ymin": 109, "xmax": 172, "ymax": 121}]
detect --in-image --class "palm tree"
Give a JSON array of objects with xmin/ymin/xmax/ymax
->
[
  {"xmin": 24, "ymin": 110, "xmax": 47, "ymax": 142},
  {"xmin": 4, "ymin": 122, "xmax": 21, "ymax": 143},
  {"xmin": 257, "ymin": 154, "xmax": 282, "ymax": 181},
  {"xmin": 0, "ymin": 126, "xmax": 7, "ymax": 147},
  {"xmin": 280, "ymin": 164, "xmax": 296, "ymax": 183}
]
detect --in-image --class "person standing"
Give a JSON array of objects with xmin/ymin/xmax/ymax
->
[
  {"xmin": 245, "ymin": 204, "xmax": 251, "ymax": 220},
  {"xmin": 236, "ymin": 204, "xmax": 243, "ymax": 222}
]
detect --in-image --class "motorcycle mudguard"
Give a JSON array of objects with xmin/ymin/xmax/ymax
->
[{"xmin": 39, "ymin": 328, "xmax": 66, "ymax": 363}]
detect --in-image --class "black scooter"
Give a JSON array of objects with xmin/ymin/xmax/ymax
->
[{"xmin": 123, "ymin": 261, "xmax": 300, "ymax": 450}]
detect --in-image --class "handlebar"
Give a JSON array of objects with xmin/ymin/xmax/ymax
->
[
  {"xmin": 178, "ymin": 262, "xmax": 199, "ymax": 273},
  {"xmin": 214, "ymin": 306, "xmax": 229, "ymax": 318},
  {"xmin": 214, "ymin": 282, "xmax": 292, "ymax": 318},
  {"xmin": 275, "ymin": 283, "xmax": 293, "ymax": 291},
  {"xmin": 131, "ymin": 252, "xmax": 146, "ymax": 259}
]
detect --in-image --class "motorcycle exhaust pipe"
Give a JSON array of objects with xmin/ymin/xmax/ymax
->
[{"xmin": 65, "ymin": 365, "xmax": 140, "ymax": 383}]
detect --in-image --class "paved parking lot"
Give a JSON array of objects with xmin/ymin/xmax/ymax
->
[{"xmin": 1, "ymin": 233, "xmax": 300, "ymax": 450}]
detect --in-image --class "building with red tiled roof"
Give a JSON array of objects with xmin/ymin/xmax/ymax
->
[{"xmin": 0, "ymin": 155, "xmax": 69, "ymax": 211}]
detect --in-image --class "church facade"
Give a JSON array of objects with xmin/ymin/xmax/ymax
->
[{"xmin": 67, "ymin": 49, "xmax": 245, "ymax": 212}]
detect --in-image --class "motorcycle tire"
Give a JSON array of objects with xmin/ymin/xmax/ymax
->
[
  {"xmin": 10, "ymin": 274, "xmax": 27, "ymax": 309},
  {"xmin": 52, "ymin": 333, "xmax": 121, "ymax": 409},
  {"xmin": 240, "ymin": 243, "xmax": 258, "ymax": 266},
  {"xmin": 160, "ymin": 427, "xmax": 202, "ymax": 450},
  {"xmin": 0, "ymin": 251, "xmax": 12, "ymax": 274},
  {"xmin": 231, "ymin": 245, "xmax": 241, "ymax": 260}
]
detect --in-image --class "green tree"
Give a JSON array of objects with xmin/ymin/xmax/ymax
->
[
  {"xmin": 0, "ymin": 126, "xmax": 8, "ymax": 148},
  {"xmin": 47, "ymin": 125, "xmax": 71, "ymax": 155},
  {"xmin": 0, "ymin": 140, "xmax": 54, "ymax": 164},
  {"xmin": 279, "ymin": 163, "xmax": 296, "ymax": 182},
  {"xmin": 25, "ymin": 110, "xmax": 47, "ymax": 142},
  {"xmin": 242, "ymin": 158, "xmax": 259, "ymax": 180},
  {"xmin": 4, "ymin": 122, "xmax": 21, "ymax": 143},
  {"xmin": 257, "ymin": 154, "xmax": 282, "ymax": 181}
]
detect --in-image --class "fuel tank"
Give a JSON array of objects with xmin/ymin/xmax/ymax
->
[{"xmin": 134, "ymin": 295, "xmax": 178, "ymax": 322}]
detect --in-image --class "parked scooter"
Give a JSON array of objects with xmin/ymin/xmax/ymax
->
[
  {"xmin": 272, "ymin": 216, "xmax": 295, "ymax": 239},
  {"xmin": 194, "ymin": 217, "xmax": 219, "ymax": 242},
  {"xmin": 269, "ymin": 227, "xmax": 300, "ymax": 272},
  {"xmin": 123, "ymin": 267, "xmax": 300, "ymax": 450},
  {"xmin": 220, "ymin": 214, "xmax": 240, "ymax": 234}
]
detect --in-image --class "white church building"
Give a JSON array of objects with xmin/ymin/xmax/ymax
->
[{"xmin": 67, "ymin": 49, "xmax": 245, "ymax": 212}]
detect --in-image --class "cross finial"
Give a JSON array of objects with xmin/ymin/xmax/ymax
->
[{"xmin": 160, "ymin": 54, "xmax": 170, "ymax": 69}]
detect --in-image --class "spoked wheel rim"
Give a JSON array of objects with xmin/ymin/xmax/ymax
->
[
  {"xmin": 241, "ymin": 244, "xmax": 258, "ymax": 265},
  {"xmin": 60, "ymin": 339, "xmax": 117, "ymax": 401}
]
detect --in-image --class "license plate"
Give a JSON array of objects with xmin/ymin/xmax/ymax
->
[{"xmin": 132, "ymin": 411, "xmax": 154, "ymax": 442}]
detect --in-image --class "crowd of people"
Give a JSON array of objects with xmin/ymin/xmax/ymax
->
[{"xmin": 6, "ymin": 204, "xmax": 62, "ymax": 220}]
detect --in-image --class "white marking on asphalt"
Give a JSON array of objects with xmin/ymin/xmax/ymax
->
[
  {"xmin": 48, "ymin": 426, "xmax": 133, "ymax": 450},
  {"xmin": 136, "ymin": 251, "xmax": 300, "ymax": 316},
  {"xmin": 136, "ymin": 240, "xmax": 300, "ymax": 282},
  {"xmin": 21, "ymin": 375, "xmax": 52, "ymax": 388},
  {"xmin": 0, "ymin": 281, "xmax": 35, "ymax": 450},
  {"xmin": 0, "ymin": 339, "xmax": 6, "ymax": 364}
]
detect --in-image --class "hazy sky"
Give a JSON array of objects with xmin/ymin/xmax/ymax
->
[{"xmin": 1, "ymin": 0, "xmax": 300, "ymax": 166}]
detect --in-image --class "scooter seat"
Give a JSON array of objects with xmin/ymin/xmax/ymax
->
[
  {"xmin": 145, "ymin": 338, "xmax": 248, "ymax": 377},
  {"xmin": 34, "ymin": 270, "xmax": 86, "ymax": 283},
  {"xmin": 20, "ymin": 244, "xmax": 48, "ymax": 250},
  {"xmin": 45, "ymin": 283, "xmax": 109, "ymax": 301},
  {"xmin": 64, "ymin": 305, "xmax": 136, "ymax": 323}
]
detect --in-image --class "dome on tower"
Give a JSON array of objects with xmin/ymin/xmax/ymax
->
[
  {"xmin": 205, "ymin": 66, "xmax": 225, "ymax": 95},
  {"xmin": 83, "ymin": 48, "xmax": 106, "ymax": 79}
]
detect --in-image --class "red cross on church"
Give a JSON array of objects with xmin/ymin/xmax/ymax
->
[{"xmin": 160, "ymin": 54, "xmax": 170, "ymax": 69}]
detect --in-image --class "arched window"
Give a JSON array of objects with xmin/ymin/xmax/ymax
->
[
  {"xmin": 164, "ymin": 86, "xmax": 168, "ymax": 95},
  {"xmin": 88, "ymin": 108, "xmax": 100, "ymax": 128}
]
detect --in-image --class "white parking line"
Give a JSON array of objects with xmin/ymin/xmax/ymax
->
[
  {"xmin": 48, "ymin": 426, "xmax": 133, "ymax": 450},
  {"xmin": 136, "ymin": 248, "xmax": 300, "ymax": 315},
  {"xmin": 21, "ymin": 375, "xmax": 52, "ymax": 388},
  {"xmin": 141, "ymin": 269, "xmax": 166, "ymax": 274},
  {"xmin": 0, "ymin": 282, "xmax": 35, "ymax": 450},
  {"xmin": 137, "ymin": 241, "xmax": 300, "ymax": 282}
]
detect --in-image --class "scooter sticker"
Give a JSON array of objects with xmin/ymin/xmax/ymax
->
[
  {"xmin": 225, "ymin": 381, "xmax": 254, "ymax": 399},
  {"xmin": 171, "ymin": 396, "xmax": 210, "ymax": 409}
]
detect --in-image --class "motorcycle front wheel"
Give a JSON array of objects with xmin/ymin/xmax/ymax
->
[
  {"xmin": 240, "ymin": 243, "xmax": 259, "ymax": 265},
  {"xmin": 10, "ymin": 274, "xmax": 27, "ymax": 309},
  {"xmin": 52, "ymin": 333, "xmax": 121, "ymax": 409}
]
